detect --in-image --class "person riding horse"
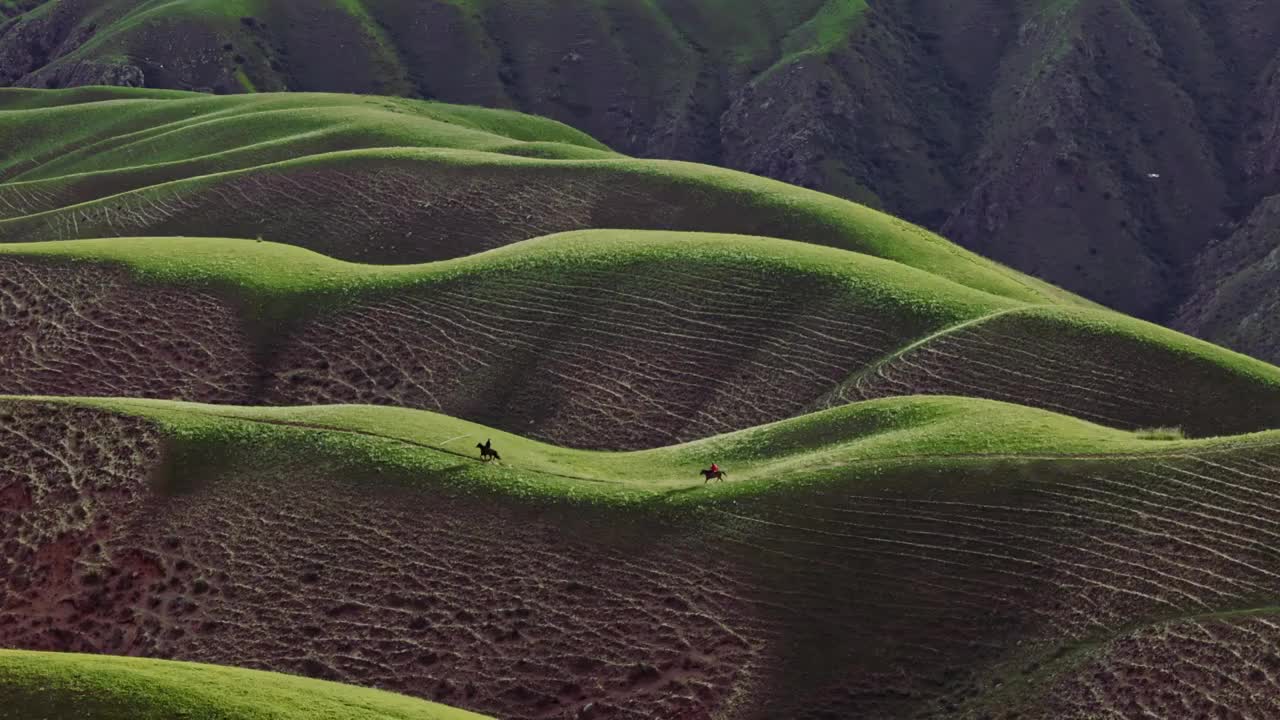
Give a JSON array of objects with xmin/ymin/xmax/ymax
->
[
  {"xmin": 476, "ymin": 439, "xmax": 501, "ymax": 461},
  {"xmin": 700, "ymin": 463, "xmax": 727, "ymax": 483}
]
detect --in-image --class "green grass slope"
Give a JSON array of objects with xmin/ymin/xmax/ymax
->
[
  {"xmin": 0, "ymin": 650, "xmax": 491, "ymax": 720},
  {"xmin": 1, "ymin": 234, "xmax": 1277, "ymax": 447},
  {"xmin": 0, "ymin": 88, "xmax": 1080, "ymax": 308},
  {"xmin": 77, "ymin": 394, "xmax": 1198, "ymax": 499},
  {"xmin": 819, "ymin": 303, "xmax": 1280, "ymax": 436},
  {"xmin": 6, "ymin": 395, "xmax": 1280, "ymax": 718},
  {"xmin": 0, "ymin": 87, "xmax": 613, "ymax": 178}
]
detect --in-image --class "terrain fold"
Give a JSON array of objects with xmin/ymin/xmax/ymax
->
[
  {"xmin": 1, "ymin": 234, "xmax": 1278, "ymax": 448},
  {"xmin": 5, "ymin": 395, "xmax": 1280, "ymax": 718}
]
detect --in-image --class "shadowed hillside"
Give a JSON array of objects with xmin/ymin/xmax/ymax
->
[
  {"xmin": 9, "ymin": 0, "xmax": 1280, "ymax": 353},
  {"xmin": 6, "ymin": 396, "xmax": 1280, "ymax": 718},
  {"xmin": 1173, "ymin": 199, "xmax": 1280, "ymax": 364}
]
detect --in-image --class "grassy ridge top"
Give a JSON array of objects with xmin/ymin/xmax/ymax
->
[
  {"xmin": 25, "ymin": 394, "xmax": 1268, "ymax": 504},
  {"xmin": 2, "ymin": 233, "xmax": 1279, "ymax": 442},
  {"xmin": 0, "ymin": 89, "xmax": 1083, "ymax": 308},
  {"xmin": 1, "ymin": 232, "xmax": 1272, "ymax": 386},
  {"xmin": 0, "ymin": 87, "xmax": 613, "ymax": 180},
  {"xmin": 0, "ymin": 650, "xmax": 491, "ymax": 719},
  {"xmin": 0, "ymin": 231, "xmax": 1018, "ymax": 315}
]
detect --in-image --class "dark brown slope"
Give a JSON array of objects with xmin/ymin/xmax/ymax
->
[
  {"xmin": 8, "ymin": 400, "xmax": 1280, "ymax": 718},
  {"xmin": 0, "ymin": 0, "xmax": 45, "ymax": 20},
  {"xmin": 1172, "ymin": 38, "xmax": 1280, "ymax": 359},
  {"xmin": 1173, "ymin": 196, "xmax": 1280, "ymax": 365},
  {"xmin": 926, "ymin": 0, "xmax": 1280, "ymax": 322}
]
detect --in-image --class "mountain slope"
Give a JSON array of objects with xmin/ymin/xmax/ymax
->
[
  {"xmin": 0, "ymin": 650, "xmax": 491, "ymax": 719},
  {"xmin": 10, "ymin": 0, "xmax": 1280, "ymax": 346},
  {"xmin": 0, "ymin": 88, "xmax": 1082, "ymax": 307},
  {"xmin": 1173, "ymin": 195, "xmax": 1280, "ymax": 362},
  {"xmin": 4, "ymin": 82, "xmax": 1280, "ymax": 720},
  {"xmin": 5, "ymin": 395, "xmax": 1280, "ymax": 718},
  {"xmin": 2, "ymin": 234, "xmax": 1278, "ymax": 448}
]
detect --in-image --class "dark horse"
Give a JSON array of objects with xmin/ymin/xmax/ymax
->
[
  {"xmin": 699, "ymin": 468, "xmax": 727, "ymax": 483},
  {"xmin": 476, "ymin": 439, "xmax": 501, "ymax": 461}
]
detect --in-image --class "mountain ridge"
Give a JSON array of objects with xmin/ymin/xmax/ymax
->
[{"xmin": 8, "ymin": 0, "xmax": 1280, "ymax": 363}]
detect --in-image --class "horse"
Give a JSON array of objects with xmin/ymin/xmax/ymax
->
[
  {"xmin": 476, "ymin": 439, "xmax": 501, "ymax": 461},
  {"xmin": 699, "ymin": 468, "xmax": 727, "ymax": 483}
]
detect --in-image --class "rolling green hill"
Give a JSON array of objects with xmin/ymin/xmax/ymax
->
[
  {"xmin": 10, "ymin": 0, "xmax": 1280, "ymax": 344},
  {"xmin": 0, "ymin": 650, "xmax": 491, "ymax": 719},
  {"xmin": 4, "ymin": 82, "xmax": 1280, "ymax": 719},
  {"xmin": 1, "ymin": 233, "xmax": 1277, "ymax": 448},
  {"xmin": 0, "ymin": 87, "xmax": 1078, "ymax": 308},
  {"xmin": 0, "ymin": 87, "xmax": 614, "ymax": 174},
  {"xmin": 4, "ymin": 394, "xmax": 1280, "ymax": 718}
]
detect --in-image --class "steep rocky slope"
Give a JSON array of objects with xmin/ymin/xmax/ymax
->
[{"xmin": 1173, "ymin": 196, "xmax": 1280, "ymax": 363}]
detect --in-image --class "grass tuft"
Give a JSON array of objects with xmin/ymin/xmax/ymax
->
[{"xmin": 1133, "ymin": 426, "xmax": 1186, "ymax": 441}]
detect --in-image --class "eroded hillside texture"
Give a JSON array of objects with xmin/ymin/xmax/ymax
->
[
  {"xmin": 5, "ymin": 0, "xmax": 1280, "ymax": 362},
  {"xmin": 9, "ymin": 398, "xmax": 1280, "ymax": 719}
]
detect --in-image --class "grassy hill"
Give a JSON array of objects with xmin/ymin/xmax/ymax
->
[
  {"xmin": 4, "ymin": 394, "xmax": 1280, "ymax": 718},
  {"xmin": 4, "ymin": 83, "xmax": 1280, "ymax": 719},
  {"xmin": 11, "ymin": 0, "xmax": 1280, "ymax": 344},
  {"xmin": 0, "ymin": 87, "xmax": 1077, "ymax": 308},
  {"xmin": 1, "ymin": 234, "xmax": 1278, "ymax": 448},
  {"xmin": 0, "ymin": 87, "xmax": 614, "ymax": 175},
  {"xmin": 0, "ymin": 650, "xmax": 491, "ymax": 719}
]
